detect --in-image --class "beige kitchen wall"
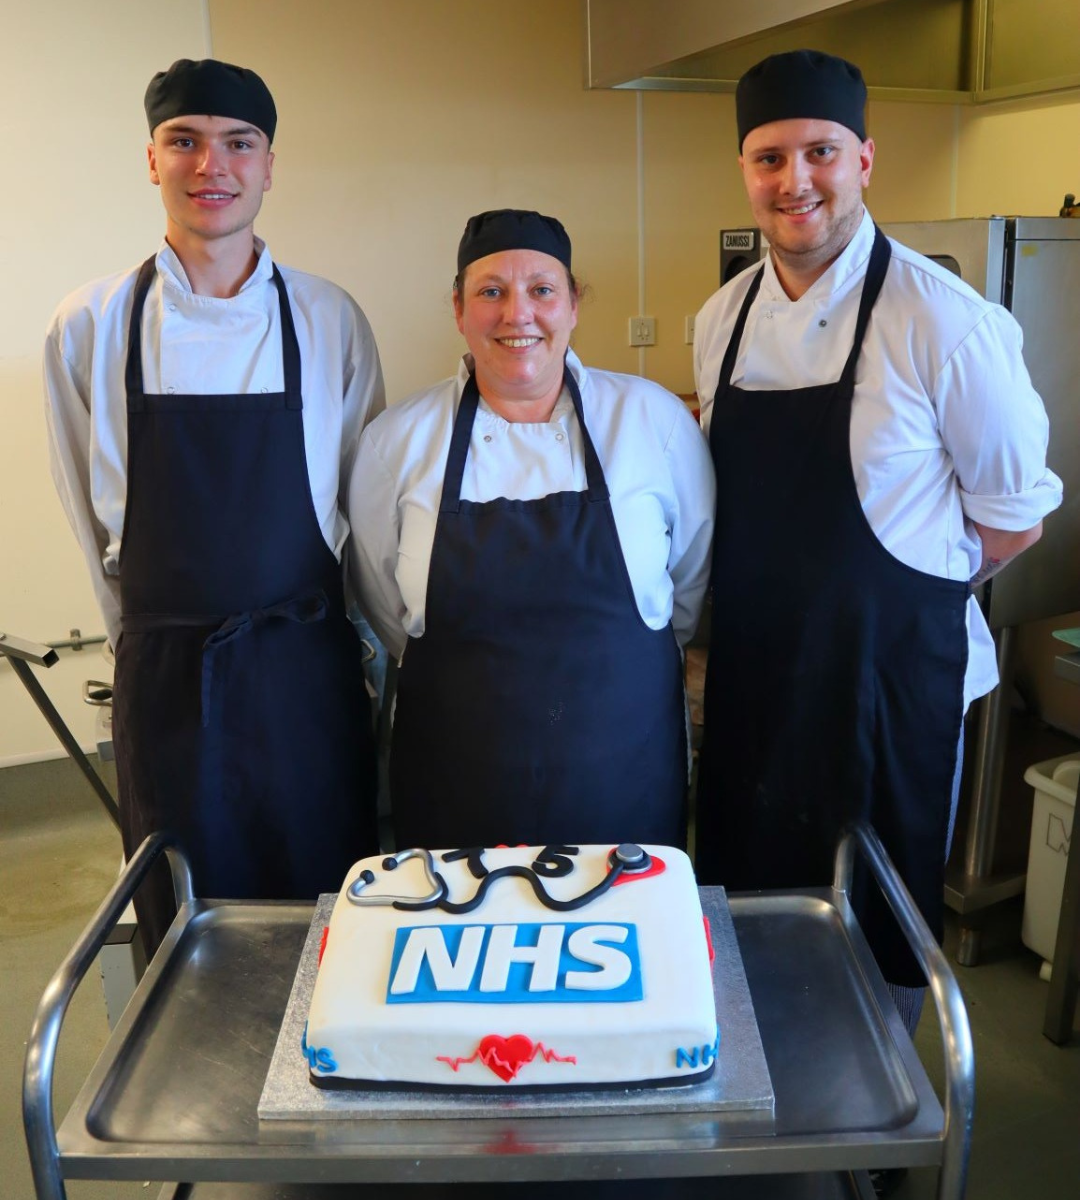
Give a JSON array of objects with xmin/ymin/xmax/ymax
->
[
  {"xmin": 957, "ymin": 92, "xmax": 1080, "ymax": 217},
  {"xmin": 0, "ymin": 0, "xmax": 210, "ymax": 767},
  {"xmin": 209, "ymin": 0, "xmax": 648, "ymax": 396},
  {"xmin": 1, "ymin": 0, "xmax": 1077, "ymax": 764}
]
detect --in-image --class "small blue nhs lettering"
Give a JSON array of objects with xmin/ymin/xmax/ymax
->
[
  {"xmin": 675, "ymin": 1031, "xmax": 720, "ymax": 1070},
  {"xmin": 386, "ymin": 922, "xmax": 642, "ymax": 1004},
  {"xmin": 300, "ymin": 1023, "xmax": 337, "ymax": 1073}
]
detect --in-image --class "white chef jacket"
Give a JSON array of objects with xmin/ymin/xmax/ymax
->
[
  {"xmin": 695, "ymin": 208, "xmax": 1063, "ymax": 709},
  {"xmin": 348, "ymin": 348, "xmax": 716, "ymax": 661},
  {"xmin": 44, "ymin": 238, "xmax": 385, "ymax": 647}
]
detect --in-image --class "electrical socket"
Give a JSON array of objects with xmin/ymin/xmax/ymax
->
[
  {"xmin": 684, "ymin": 315, "xmax": 696, "ymax": 344},
  {"xmin": 628, "ymin": 316, "xmax": 656, "ymax": 347}
]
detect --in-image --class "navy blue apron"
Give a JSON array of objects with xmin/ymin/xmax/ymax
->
[
  {"xmin": 390, "ymin": 365, "xmax": 687, "ymax": 851},
  {"xmin": 695, "ymin": 229, "xmax": 968, "ymax": 987},
  {"xmin": 112, "ymin": 256, "xmax": 378, "ymax": 955}
]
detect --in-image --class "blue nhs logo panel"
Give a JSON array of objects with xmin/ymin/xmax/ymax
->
[{"xmin": 386, "ymin": 922, "xmax": 643, "ymax": 1004}]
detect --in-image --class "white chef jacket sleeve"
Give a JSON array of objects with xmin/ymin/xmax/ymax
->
[
  {"xmin": 337, "ymin": 297, "xmax": 386, "ymax": 512},
  {"xmin": 935, "ymin": 307, "xmax": 1063, "ymax": 531},
  {"xmin": 347, "ymin": 421, "xmax": 409, "ymax": 661},
  {"xmin": 664, "ymin": 404, "xmax": 716, "ymax": 646},
  {"xmin": 337, "ymin": 297, "xmax": 385, "ymax": 625},
  {"xmin": 42, "ymin": 321, "xmax": 123, "ymax": 647}
]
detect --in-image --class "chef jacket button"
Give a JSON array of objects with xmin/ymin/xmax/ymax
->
[
  {"xmin": 167, "ymin": 303, "xmax": 177, "ymax": 312},
  {"xmin": 819, "ymin": 319, "xmax": 828, "ymax": 328},
  {"xmin": 261, "ymin": 387, "xmax": 269, "ymax": 393},
  {"xmin": 166, "ymin": 386, "xmax": 175, "ymax": 394},
  {"xmin": 483, "ymin": 434, "xmax": 492, "ymax": 443},
  {"xmin": 555, "ymin": 432, "xmax": 564, "ymax": 441}
]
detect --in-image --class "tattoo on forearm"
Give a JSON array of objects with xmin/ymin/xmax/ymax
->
[{"xmin": 969, "ymin": 557, "xmax": 1003, "ymax": 587}]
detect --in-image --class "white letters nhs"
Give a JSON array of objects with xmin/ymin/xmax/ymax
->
[{"xmin": 386, "ymin": 922, "xmax": 642, "ymax": 1004}]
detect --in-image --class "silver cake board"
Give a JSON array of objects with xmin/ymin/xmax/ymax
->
[{"xmin": 258, "ymin": 886, "xmax": 774, "ymax": 1127}]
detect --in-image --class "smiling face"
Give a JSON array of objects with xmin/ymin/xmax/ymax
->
[
  {"xmin": 739, "ymin": 118, "xmax": 874, "ymax": 298},
  {"xmin": 454, "ymin": 249, "xmax": 578, "ymax": 420},
  {"xmin": 148, "ymin": 113, "xmax": 274, "ymax": 252}
]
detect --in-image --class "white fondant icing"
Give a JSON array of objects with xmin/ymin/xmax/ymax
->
[{"xmin": 307, "ymin": 844, "xmax": 718, "ymax": 1088}]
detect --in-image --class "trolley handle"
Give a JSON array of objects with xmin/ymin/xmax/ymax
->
[
  {"xmin": 23, "ymin": 833, "xmax": 193, "ymax": 1200},
  {"xmin": 833, "ymin": 822, "xmax": 975, "ymax": 1200}
]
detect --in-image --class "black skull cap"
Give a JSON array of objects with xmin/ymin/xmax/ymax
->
[
  {"xmin": 736, "ymin": 49, "xmax": 866, "ymax": 149},
  {"xmin": 145, "ymin": 58, "xmax": 277, "ymax": 143},
  {"xmin": 457, "ymin": 209, "xmax": 572, "ymax": 274}
]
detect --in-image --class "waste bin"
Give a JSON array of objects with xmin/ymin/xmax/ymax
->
[{"xmin": 1021, "ymin": 753, "xmax": 1079, "ymax": 976}]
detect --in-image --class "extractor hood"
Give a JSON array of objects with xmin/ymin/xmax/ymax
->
[{"xmin": 583, "ymin": 0, "xmax": 1080, "ymax": 103}]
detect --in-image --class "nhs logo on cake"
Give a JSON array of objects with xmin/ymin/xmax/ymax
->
[{"xmin": 387, "ymin": 922, "xmax": 642, "ymax": 1003}]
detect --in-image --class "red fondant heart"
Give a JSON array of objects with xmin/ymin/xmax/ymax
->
[{"xmin": 478, "ymin": 1033, "xmax": 535, "ymax": 1082}]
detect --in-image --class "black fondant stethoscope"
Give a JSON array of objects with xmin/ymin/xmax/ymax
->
[{"xmin": 346, "ymin": 843, "xmax": 656, "ymax": 914}]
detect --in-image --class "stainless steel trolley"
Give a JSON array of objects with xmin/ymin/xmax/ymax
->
[{"xmin": 24, "ymin": 825, "xmax": 974, "ymax": 1200}]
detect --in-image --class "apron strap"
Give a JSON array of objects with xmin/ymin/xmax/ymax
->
[
  {"xmin": 716, "ymin": 266, "xmax": 765, "ymax": 396},
  {"xmin": 439, "ymin": 373, "xmax": 480, "ymax": 513},
  {"xmin": 270, "ymin": 265, "xmax": 304, "ymax": 408},
  {"xmin": 838, "ymin": 226, "xmax": 892, "ymax": 391},
  {"xmin": 440, "ymin": 359, "xmax": 608, "ymax": 515},
  {"xmin": 563, "ymin": 365, "xmax": 609, "ymax": 503},
  {"xmin": 124, "ymin": 257, "xmax": 158, "ymax": 407}
]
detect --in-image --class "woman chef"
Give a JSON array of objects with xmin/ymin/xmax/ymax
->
[{"xmin": 349, "ymin": 209, "xmax": 715, "ymax": 851}]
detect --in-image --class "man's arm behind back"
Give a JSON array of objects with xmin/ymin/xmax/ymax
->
[{"xmin": 969, "ymin": 519, "xmax": 1043, "ymax": 586}]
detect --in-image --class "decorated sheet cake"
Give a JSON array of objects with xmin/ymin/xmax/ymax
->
[{"xmin": 304, "ymin": 842, "xmax": 719, "ymax": 1090}]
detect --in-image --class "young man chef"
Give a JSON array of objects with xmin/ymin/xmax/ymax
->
[
  {"xmin": 44, "ymin": 59, "xmax": 384, "ymax": 955},
  {"xmin": 693, "ymin": 50, "xmax": 1062, "ymax": 1030}
]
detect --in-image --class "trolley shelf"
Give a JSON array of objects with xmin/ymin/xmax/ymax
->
[{"xmin": 24, "ymin": 827, "xmax": 974, "ymax": 1197}]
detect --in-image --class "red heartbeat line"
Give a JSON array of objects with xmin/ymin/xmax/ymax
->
[{"xmin": 437, "ymin": 1042, "xmax": 577, "ymax": 1073}]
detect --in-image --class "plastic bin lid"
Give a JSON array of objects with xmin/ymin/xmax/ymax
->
[
  {"xmin": 1024, "ymin": 753, "xmax": 1080, "ymax": 807},
  {"xmin": 1052, "ymin": 758, "xmax": 1080, "ymax": 791}
]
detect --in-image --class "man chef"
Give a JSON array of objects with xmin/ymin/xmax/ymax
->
[
  {"xmin": 44, "ymin": 58, "xmax": 384, "ymax": 955},
  {"xmin": 693, "ymin": 49, "xmax": 1062, "ymax": 1029}
]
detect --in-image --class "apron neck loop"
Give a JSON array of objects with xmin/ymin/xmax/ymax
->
[
  {"xmin": 714, "ymin": 225, "xmax": 893, "ymax": 400},
  {"xmin": 124, "ymin": 256, "xmax": 303, "ymax": 410},
  {"xmin": 440, "ymin": 359, "xmax": 608, "ymax": 514}
]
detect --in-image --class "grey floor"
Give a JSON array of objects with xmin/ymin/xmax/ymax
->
[{"xmin": 2, "ymin": 755, "xmax": 1077, "ymax": 1200}]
